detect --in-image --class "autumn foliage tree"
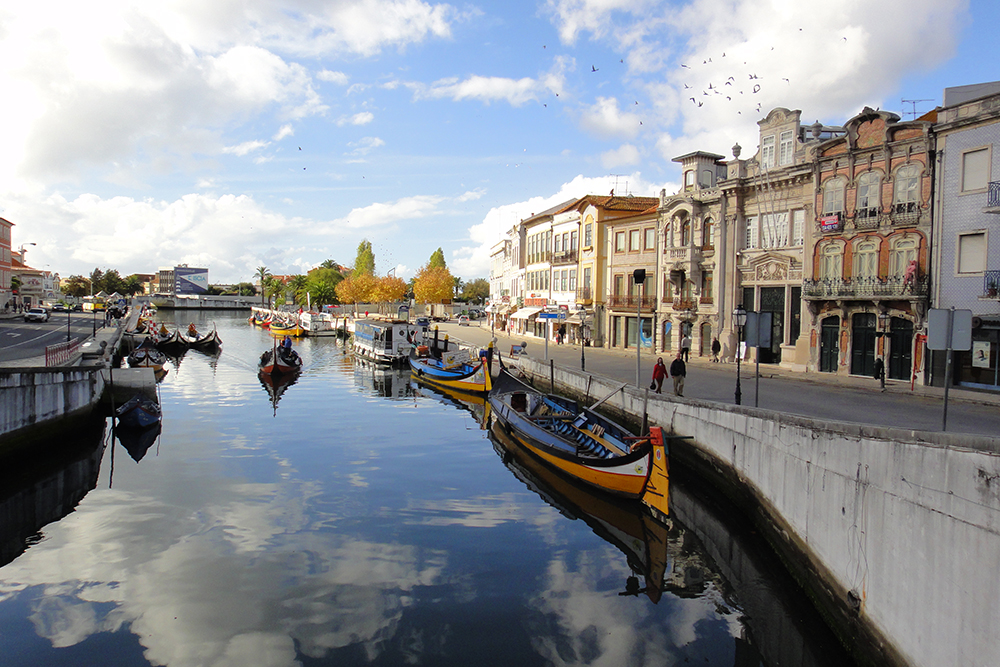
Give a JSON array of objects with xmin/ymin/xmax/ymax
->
[
  {"xmin": 372, "ymin": 275, "xmax": 407, "ymax": 305},
  {"xmin": 413, "ymin": 265, "xmax": 453, "ymax": 304}
]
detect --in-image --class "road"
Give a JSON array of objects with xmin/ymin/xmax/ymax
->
[
  {"xmin": 440, "ymin": 320, "xmax": 1000, "ymax": 439},
  {"xmin": 0, "ymin": 312, "xmax": 108, "ymax": 363}
]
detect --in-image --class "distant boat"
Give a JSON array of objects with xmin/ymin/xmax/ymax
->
[
  {"xmin": 488, "ymin": 368, "xmax": 669, "ymax": 503},
  {"xmin": 114, "ymin": 394, "xmax": 162, "ymax": 430},
  {"xmin": 187, "ymin": 325, "xmax": 222, "ymax": 352},
  {"xmin": 151, "ymin": 325, "xmax": 187, "ymax": 352},
  {"xmin": 269, "ymin": 321, "xmax": 305, "ymax": 337},
  {"xmin": 408, "ymin": 344, "xmax": 492, "ymax": 395}
]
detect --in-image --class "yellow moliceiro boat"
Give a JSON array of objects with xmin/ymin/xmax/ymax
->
[
  {"xmin": 488, "ymin": 369, "xmax": 668, "ymax": 509},
  {"xmin": 408, "ymin": 344, "xmax": 492, "ymax": 395}
]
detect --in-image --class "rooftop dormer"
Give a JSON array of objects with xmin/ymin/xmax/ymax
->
[{"xmin": 672, "ymin": 151, "xmax": 726, "ymax": 192}]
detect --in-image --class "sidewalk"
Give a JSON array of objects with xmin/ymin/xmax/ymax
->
[{"xmin": 441, "ymin": 321, "xmax": 1000, "ymax": 438}]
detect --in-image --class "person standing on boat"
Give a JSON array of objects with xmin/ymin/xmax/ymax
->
[
  {"xmin": 669, "ymin": 353, "xmax": 686, "ymax": 397},
  {"xmin": 651, "ymin": 357, "xmax": 667, "ymax": 394},
  {"xmin": 282, "ymin": 335, "xmax": 292, "ymax": 351}
]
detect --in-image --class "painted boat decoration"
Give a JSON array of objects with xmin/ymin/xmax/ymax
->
[
  {"xmin": 114, "ymin": 394, "xmax": 162, "ymax": 430},
  {"xmin": 127, "ymin": 342, "xmax": 167, "ymax": 371},
  {"xmin": 353, "ymin": 319, "xmax": 418, "ymax": 366},
  {"xmin": 489, "ymin": 421, "xmax": 670, "ymax": 602},
  {"xmin": 408, "ymin": 344, "xmax": 492, "ymax": 395},
  {"xmin": 488, "ymin": 368, "xmax": 669, "ymax": 505},
  {"xmin": 269, "ymin": 321, "xmax": 305, "ymax": 337}
]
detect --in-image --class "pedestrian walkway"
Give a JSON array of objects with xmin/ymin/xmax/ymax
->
[{"xmin": 440, "ymin": 321, "xmax": 1000, "ymax": 438}]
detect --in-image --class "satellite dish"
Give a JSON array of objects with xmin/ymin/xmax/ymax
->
[{"xmin": 972, "ymin": 316, "xmax": 983, "ymax": 329}]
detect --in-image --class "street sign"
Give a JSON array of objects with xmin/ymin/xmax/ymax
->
[
  {"xmin": 927, "ymin": 309, "xmax": 973, "ymax": 351},
  {"xmin": 538, "ymin": 312, "xmax": 560, "ymax": 319},
  {"xmin": 744, "ymin": 311, "xmax": 773, "ymax": 348}
]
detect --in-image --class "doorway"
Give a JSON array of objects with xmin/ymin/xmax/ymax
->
[
  {"xmin": 820, "ymin": 317, "xmax": 839, "ymax": 373},
  {"xmin": 888, "ymin": 317, "xmax": 913, "ymax": 381},
  {"xmin": 700, "ymin": 322, "xmax": 712, "ymax": 357},
  {"xmin": 851, "ymin": 313, "xmax": 876, "ymax": 377}
]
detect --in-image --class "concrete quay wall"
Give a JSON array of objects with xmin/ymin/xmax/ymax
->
[
  {"xmin": 518, "ymin": 357, "xmax": 1000, "ymax": 667},
  {"xmin": 0, "ymin": 366, "xmax": 105, "ymax": 449}
]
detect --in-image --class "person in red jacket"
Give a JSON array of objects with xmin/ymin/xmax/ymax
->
[{"xmin": 651, "ymin": 357, "xmax": 668, "ymax": 394}]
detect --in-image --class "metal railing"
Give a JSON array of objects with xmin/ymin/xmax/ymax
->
[
  {"xmin": 803, "ymin": 275, "xmax": 930, "ymax": 299},
  {"xmin": 551, "ymin": 250, "xmax": 578, "ymax": 264},
  {"xmin": 575, "ymin": 287, "xmax": 592, "ymax": 302},
  {"xmin": 989, "ymin": 182, "xmax": 1000, "ymax": 208},
  {"xmin": 672, "ymin": 298, "xmax": 698, "ymax": 311},
  {"xmin": 607, "ymin": 295, "xmax": 657, "ymax": 310},
  {"xmin": 984, "ymin": 270, "xmax": 1000, "ymax": 297}
]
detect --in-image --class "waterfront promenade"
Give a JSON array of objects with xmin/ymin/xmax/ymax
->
[{"xmin": 443, "ymin": 320, "xmax": 1000, "ymax": 439}]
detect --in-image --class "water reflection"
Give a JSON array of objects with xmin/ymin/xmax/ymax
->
[
  {"xmin": 258, "ymin": 370, "xmax": 299, "ymax": 415},
  {"xmin": 0, "ymin": 314, "xmax": 858, "ymax": 666},
  {"xmin": 0, "ymin": 417, "xmax": 106, "ymax": 568}
]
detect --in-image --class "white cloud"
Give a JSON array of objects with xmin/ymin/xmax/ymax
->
[
  {"xmin": 222, "ymin": 140, "xmax": 270, "ymax": 156},
  {"xmin": 345, "ymin": 136, "xmax": 386, "ymax": 156},
  {"xmin": 272, "ymin": 124, "xmax": 294, "ymax": 141},
  {"xmin": 336, "ymin": 195, "xmax": 444, "ymax": 229},
  {"xmin": 579, "ymin": 96, "xmax": 641, "ymax": 139},
  {"xmin": 338, "ymin": 112, "xmax": 375, "ymax": 126},
  {"xmin": 600, "ymin": 143, "xmax": 641, "ymax": 169},
  {"xmin": 457, "ymin": 188, "xmax": 486, "ymax": 202},
  {"xmin": 416, "ymin": 58, "xmax": 570, "ymax": 106},
  {"xmin": 317, "ymin": 70, "xmax": 349, "ymax": 85}
]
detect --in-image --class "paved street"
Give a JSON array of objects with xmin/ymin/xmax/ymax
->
[
  {"xmin": 438, "ymin": 320, "xmax": 1000, "ymax": 439},
  {"xmin": 0, "ymin": 311, "xmax": 109, "ymax": 364}
]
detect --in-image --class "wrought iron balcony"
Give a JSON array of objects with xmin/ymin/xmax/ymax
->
[
  {"xmin": 983, "ymin": 270, "xmax": 1000, "ymax": 297},
  {"xmin": 551, "ymin": 249, "xmax": 578, "ymax": 264},
  {"xmin": 803, "ymin": 275, "xmax": 930, "ymax": 299},
  {"xmin": 988, "ymin": 182, "xmax": 1000, "ymax": 211},
  {"xmin": 891, "ymin": 201, "xmax": 921, "ymax": 225},
  {"xmin": 575, "ymin": 287, "xmax": 592, "ymax": 303},
  {"xmin": 607, "ymin": 294, "xmax": 656, "ymax": 311},
  {"xmin": 671, "ymin": 298, "xmax": 698, "ymax": 312},
  {"xmin": 853, "ymin": 207, "xmax": 881, "ymax": 230}
]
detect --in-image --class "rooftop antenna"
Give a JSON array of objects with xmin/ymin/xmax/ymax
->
[
  {"xmin": 609, "ymin": 174, "xmax": 629, "ymax": 196},
  {"xmin": 901, "ymin": 98, "xmax": 934, "ymax": 120}
]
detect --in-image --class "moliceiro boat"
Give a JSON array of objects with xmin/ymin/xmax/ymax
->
[
  {"xmin": 259, "ymin": 341, "xmax": 302, "ymax": 376},
  {"xmin": 488, "ymin": 369, "xmax": 669, "ymax": 511},
  {"xmin": 409, "ymin": 337, "xmax": 493, "ymax": 395}
]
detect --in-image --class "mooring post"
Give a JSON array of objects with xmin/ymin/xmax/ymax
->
[{"xmin": 550, "ymin": 359, "xmax": 555, "ymax": 393}]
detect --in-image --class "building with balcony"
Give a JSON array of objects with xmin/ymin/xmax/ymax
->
[
  {"xmin": 605, "ymin": 204, "xmax": 659, "ymax": 350},
  {"xmin": 809, "ymin": 107, "xmax": 933, "ymax": 380},
  {"xmin": 511, "ymin": 201, "xmax": 573, "ymax": 338},
  {"xmin": 929, "ymin": 81, "xmax": 1000, "ymax": 391},
  {"xmin": 0, "ymin": 218, "xmax": 11, "ymax": 309}
]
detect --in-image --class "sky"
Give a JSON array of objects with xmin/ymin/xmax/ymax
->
[{"xmin": 0, "ymin": 0, "xmax": 996, "ymax": 285}]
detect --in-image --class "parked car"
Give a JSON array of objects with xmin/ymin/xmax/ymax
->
[
  {"xmin": 52, "ymin": 304, "xmax": 68, "ymax": 312},
  {"xmin": 416, "ymin": 317, "xmax": 430, "ymax": 329},
  {"xmin": 458, "ymin": 315, "xmax": 470, "ymax": 326},
  {"xmin": 24, "ymin": 307, "xmax": 49, "ymax": 322},
  {"xmin": 71, "ymin": 304, "xmax": 82, "ymax": 311}
]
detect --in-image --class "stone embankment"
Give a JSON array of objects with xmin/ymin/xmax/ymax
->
[{"xmin": 517, "ymin": 355, "xmax": 1000, "ymax": 667}]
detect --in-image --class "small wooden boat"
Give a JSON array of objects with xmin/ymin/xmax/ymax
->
[
  {"xmin": 187, "ymin": 326, "xmax": 222, "ymax": 352},
  {"xmin": 489, "ymin": 421, "xmax": 670, "ymax": 602},
  {"xmin": 116, "ymin": 421, "xmax": 162, "ymax": 462},
  {"xmin": 488, "ymin": 368, "xmax": 669, "ymax": 503},
  {"xmin": 408, "ymin": 343, "xmax": 492, "ymax": 395},
  {"xmin": 114, "ymin": 394, "xmax": 162, "ymax": 429},
  {"xmin": 151, "ymin": 324, "xmax": 188, "ymax": 352},
  {"xmin": 259, "ymin": 341, "xmax": 302, "ymax": 376},
  {"xmin": 127, "ymin": 342, "xmax": 167, "ymax": 371},
  {"xmin": 269, "ymin": 321, "xmax": 305, "ymax": 337}
]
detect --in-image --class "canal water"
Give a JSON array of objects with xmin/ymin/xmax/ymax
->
[{"xmin": 0, "ymin": 313, "xmax": 858, "ymax": 667}]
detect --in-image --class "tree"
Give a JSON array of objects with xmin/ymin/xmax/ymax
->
[
  {"xmin": 352, "ymin": 240, "xmax": 375, "ymax": 278},
  {"xmin": 205, "ymin": 285, "xmax": 224, "ymax": 295},
  {"xmin": 288, "ymin": 275, "xmax": 308, "ymax": 305},
  {"xmin": 255, "ymin": 266, "xmax": 271, "ymax": 307},
  {"xmin": 264, "ymin": 276, "xmax": 285, "ymax": 307},
  {"xmin": 99, "ymin": 269, "xmax": 125, "ymax": 295},
  {"xmin": 371, "ymin": 275, "xmax": 407, "ymax": 309},
  {"xmin": 89, "ymin": 268, "xmax": 104, "ymax": 293},
  {"xmin": 335, "ymin": 273, "xmax": 376, "ymax": 315},
  {"xmin": 428, "ymin": 247, "xmax": 447, "ymax": 270},
  {"xmin": 320, "ymin": 259, "xmax": 340, "ymax": 270},
  {"xmin": 233, "ymin": 282, "xmax": 257, "ymax": 297},
  {"xmin": 461, "ymin": 278, "xmax": 490, "ymax": 304},
  {"xmin": 305, "ymin": 267, "xmax": 342, "ymax": 307},
  {"xmin": 452, "ymin": 276, "xmax": 464, "ymax": 300},
  {"xmin": 62, "ymin": 275, "xmax": 91, "ymax": 298},
  {"xmin": 413, "ymin": 265, "xmax": 453, "ymax": 304},
  {"xmin": 123, "ymin": 275, "xmax": 145, "ymax": 296}
]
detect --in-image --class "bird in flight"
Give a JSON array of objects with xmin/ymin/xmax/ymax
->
[{"xmin": 592, "ymin": 65, "xmax": 599, "ymax": 72}]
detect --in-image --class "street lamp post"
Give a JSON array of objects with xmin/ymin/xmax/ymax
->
[
  {"xmin": 580, "ymin": 322, "xmax": 590, "ymax": 371},
  {"xmin": 633, "ymin": 269, "xmax": 646, "ymax": 388},
  {"xmin": 877, "ymin": 310, "xmax": 890, "ymax": 390},
  {"xmin": 733, "ymin": 304, "xmax": 747, "ymax": 405}
]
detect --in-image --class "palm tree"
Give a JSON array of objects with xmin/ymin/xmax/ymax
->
[
  {"xmin": 255, "ymin": 266, "xmax": 271, "ymax": 307},
  {"xmin": 288, "ymin": 275, "xmax": 308, "ymax": 305}
]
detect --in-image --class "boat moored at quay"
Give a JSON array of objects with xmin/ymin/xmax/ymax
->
[{"xmin": 352, "ymin": 319, "xmax": 419, "ymax": 366}]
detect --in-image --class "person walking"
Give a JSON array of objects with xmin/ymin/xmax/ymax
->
[
  {"xmin": 711, "ymin": 337, "xmax": 721, "ymax": 362},
  {"xmin": 680, "ymin": 333, "xmax": 691, "ymax": 362},
  {"xmin": 651, "ymin": 357, "xmax": 668, "ymax": 394},
  {"xmin": 669, "ymin": 352, "xmax": 687, "ymax": 397}
]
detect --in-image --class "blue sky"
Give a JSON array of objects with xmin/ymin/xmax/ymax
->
[{"xmin": 0, "ymin": 0, "xmax": 994, "ymax": 284}]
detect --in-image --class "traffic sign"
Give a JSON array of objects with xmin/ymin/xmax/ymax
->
[{"xmin": 538, "ymin": 312, "xmax": 560, "ymax": 319}]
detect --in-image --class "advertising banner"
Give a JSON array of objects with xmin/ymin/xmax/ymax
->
[{"xmin": 174, "ymin": 267, "xmax": 208, "ymax": 295}]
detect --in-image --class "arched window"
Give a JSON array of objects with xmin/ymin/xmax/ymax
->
[
  {"xmin": 822, "ymin": 177, "xmax": 845, "ymax": 216},
  {"xmin": 820, "ymin": 243, "xmax": 843, "ymax": 280},
  {"xmin": 684, "ymin": 171, "xmax": 695, "ymax": 189},
  {"xmin": 853, "ymin": 239, "xmax": 879, "ymax": 280},
  {"xmin": 703, "ymin": 218, "xmax": 714, "ymax": 248},
  {"xmin": 856, "ymin": 172, "xmax": 881, "ymax": 220},
  {"xmin": 890, "ymin": 238, "xmax": 918, "ymax": 277},
  {"xmin": 893, "ymin": 164, "xmax": 920, "ymax": 214}
]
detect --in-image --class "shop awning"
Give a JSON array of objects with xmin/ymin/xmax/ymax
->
[
  {"xmin": 564, "ymin": 313, "xmax": 583, "ymax": 325},
  {"xmin": 510, "ymin": 306, "xmax": 543, "ymax": 320}
]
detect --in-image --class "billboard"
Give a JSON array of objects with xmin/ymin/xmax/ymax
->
[{"xmin": 174, "ymin": 266, "xmax": 208, "ymax": 295}]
